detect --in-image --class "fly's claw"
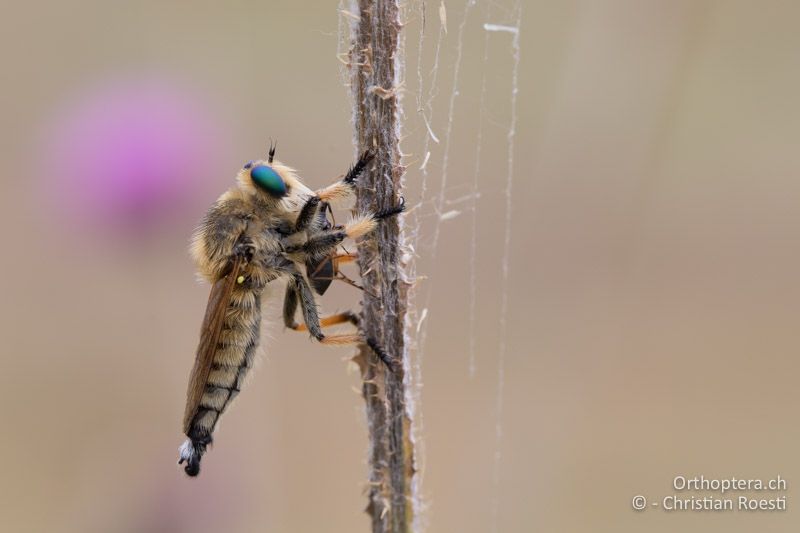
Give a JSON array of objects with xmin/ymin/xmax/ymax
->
[
  {"xmin": 361, "ymin": 148, "xmax": 376, "ymax": 165},
  {"xmin": 375, "ymin": 196, "xmax": 406, "ymax": 220},
  {"xmin": 366, "ymin": 337, "xmax": 401, "ymax": 373},
  {"xmin": 344, "ymin": 150, "xmax": 377, "ymax": 185}
]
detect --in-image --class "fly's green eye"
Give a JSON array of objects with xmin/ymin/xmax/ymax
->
[{"xmin": 250, "ymin": 165, "xmax": 287, "ymax": 197}]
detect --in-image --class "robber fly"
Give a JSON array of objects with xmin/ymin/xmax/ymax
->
[{"xmin": 178, "ymin": 144, "xmax": 403, "ymax": 476}]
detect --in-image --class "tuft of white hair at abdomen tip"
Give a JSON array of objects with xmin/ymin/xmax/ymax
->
[
  {"xmin": 178, "ymin": 438, "xmax": 203, "ymax": 476},
  {"xmin": 178, "ymin": 439, "xmax": 195, "ymax": 462}
]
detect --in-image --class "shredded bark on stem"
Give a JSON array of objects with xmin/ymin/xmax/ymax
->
[{"xmin": 347, "ymin": 1, "xmax": 415, "ymax": 532}]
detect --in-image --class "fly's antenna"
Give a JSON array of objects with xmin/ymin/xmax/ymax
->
[{"xmin": 268, "ymin": 139, "xmax": 277, "ymax": 163}]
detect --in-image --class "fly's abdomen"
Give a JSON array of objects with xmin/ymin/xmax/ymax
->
[{"xmin": 180, "ymin": 289, "xmax": 261, "ymax": 476}]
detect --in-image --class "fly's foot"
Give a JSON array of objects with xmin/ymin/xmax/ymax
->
[
  {"xmin": 375, "ymin": 197, "xmax": 406, "ymax": 220},
  {"xmin": 366, "ymin": 337, "xmax": 400, "ymax": 373}
]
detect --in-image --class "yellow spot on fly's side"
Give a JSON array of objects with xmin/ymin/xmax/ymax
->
[{"xmin": 237, "ymin": 275, "xmax": 245, "ymax": 284}]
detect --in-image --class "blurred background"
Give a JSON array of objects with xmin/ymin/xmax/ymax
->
[{"xmin": 2, "ymin": 1, "xmax": 800, "ymax": 531}]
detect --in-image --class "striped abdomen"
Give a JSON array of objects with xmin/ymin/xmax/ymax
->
[{"xmin": 180, "ymin": 288, "xmax": 261, "ymax": 475}]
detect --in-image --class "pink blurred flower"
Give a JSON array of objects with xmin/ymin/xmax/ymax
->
[{"xmin": 44, "ymin": 77, "xmax": 230, "ymax": 233}]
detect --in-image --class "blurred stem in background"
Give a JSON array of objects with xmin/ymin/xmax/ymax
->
[{"xmin": 347, "ymin": 0, "xmax": 416, "ymax": 531}]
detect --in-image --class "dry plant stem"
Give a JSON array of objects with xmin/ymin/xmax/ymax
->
[{"xmin": 349, "ymin": 1, "xmax": 415, "ymax": 532}]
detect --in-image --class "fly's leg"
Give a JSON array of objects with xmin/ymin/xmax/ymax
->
[
  {"xmin": 293, "ymin": 150, "xmax": 375, "ymax": 232},
  {"xmin": 316, "ymin": 150, "xmax": 375, "ymax": 204},
  {"xmin": 289, "ymin": 311, "xmax": 360, "ymax": 331},
  {"xmin": 281, "ymin": 280, "xmax": 397, "ymax": 371},
  {"xmin": 285, "ymin": 272, "xmax": 321, "ymax": 338},
  {"xmin": 293, "ymin": 196, "xmax": 321, "ymax": 232},
  {"xmin": 319, "ymin": 333, "xmax": 399, "ymax": 372},
  {"xmin": 286, "ymin": 198, "xmax": 405, "ymax": 262},
  {"xmin": 282, "ymin": 282, "xmax": 299, "ymax": 329},
  {"xmin": 283, "ymin": 282, "xmax": 356, "ymax": 330}
]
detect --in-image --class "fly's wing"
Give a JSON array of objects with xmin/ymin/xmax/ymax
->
[{"xmin": 182, "ymin": 255, "xmax": 243, "ymax": 433}]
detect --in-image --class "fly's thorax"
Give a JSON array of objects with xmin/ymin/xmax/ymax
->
[
  {"xmin": 280, "ymin": 230, "xmax": 308, "ymax": 249},
  {"xmin": 192, "ymin": 160, "xmax": 315, "ymax": 285},
  {"xmin": 191, "ymin": 191, "xmax": 252, "ymax": 282},
  {"xmin": 240, "ymin": 262, "xmax": 284, "ymax": 290}
]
